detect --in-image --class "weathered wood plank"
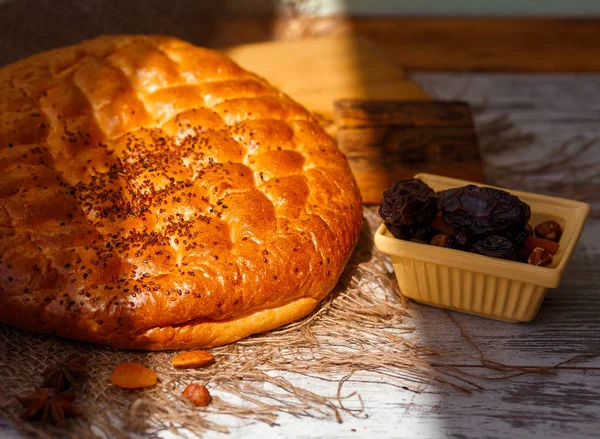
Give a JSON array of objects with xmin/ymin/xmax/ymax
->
[
  {"xmin": 273, "ymin": 17, "xmax": 600, "ymax": 73},
  {"xmin": 335, "ymin": 100, "xmax": 484, "ymax": 204},
  {"xmin": 224, "ymin": 368, "xmax": 600, "ymax": 439}
]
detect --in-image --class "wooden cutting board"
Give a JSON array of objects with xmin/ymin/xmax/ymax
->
[
  {"xmin": 224, "ymin": 35, "xmax": 484, "ymax": 203},
  {"xmin": 224, "ymin": 35, "xmax": 429, "ymax": 131}
]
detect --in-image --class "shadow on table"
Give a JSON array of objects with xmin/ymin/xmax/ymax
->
[{"xmin": 405, "ymin": 225, "xmax": 600, "ymax": 435}]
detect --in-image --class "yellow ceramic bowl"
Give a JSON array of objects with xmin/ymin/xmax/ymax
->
[{"xmin": 374, "ymin": 173, "xmax": 591, "ymax": 322}]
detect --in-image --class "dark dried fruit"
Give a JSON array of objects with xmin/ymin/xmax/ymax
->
[
  {"xmin": 473, "ymin": 235, "xmax": 516, "ymax": 260},
  {"xmin": 430, "ymin": 234, "xmax": 449, "ymax": 247},
  {"xmin": 454, "ymin": 228, "xmax": 474, "ymax": 248},
  {"xmin": 444, "ymin": 236, "xmax": 459, "ymax": 250},
  {"xmin": 504, "ymin": 227, "xmax": 530, "ymax": 247},
  {"xmin": 386, "ymin": 224, "xmax": 409, "ymax": 240},
  {"xmin": 386, "ymin": 222, "xmax": 434, "ymax": 242},
  {"xmin": 528, "ymin": 247, "xmax": 553, "ymax": 267},
  {"xmin": 380, "ymin": 179, "xmax": 542, "ymax": 266},
  {"xmin": 534, "ymin": 220, "xmax": 562, "ymax": 242},
  {"xmin": 408, "ymin": 223, "xmax": 435, "ymax": 243},
  {"xmin": 379, "ymin": 179, "xmax": 438, "ymax": 227},
  {"xmin": 517, "ymin": 246, "xmax": 532, "ymax": 263},
  {"xmin": 438, "ymin": 185, "xmax": 530, "ymax": 236},
  {"xmin": 444, "ymin": 228, "xmax": 474, "ymax": 251}
]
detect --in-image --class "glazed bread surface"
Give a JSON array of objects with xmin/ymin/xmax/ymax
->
[{"xmin": 0, "ymin": 35, "xmax": 362, "ymax": 349}]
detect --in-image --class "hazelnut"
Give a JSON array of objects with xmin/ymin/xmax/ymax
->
[
  {"xmin": 430, "ymin": 234, "xmax": 449, "ymax": 247},
  {"xmin": 183, "ymin": 383, "xmax": 212, "ymax": 407},
  {"xmin": 528, "ymin": 247, "xmax": 553, "ymax": 267},
  {"xmin": 534, "ymin": 220, "xmax": 562, "ymax": 242}
]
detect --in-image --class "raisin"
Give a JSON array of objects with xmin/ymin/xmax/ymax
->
[
  {"xmin": 387, "ymin": 222, "xmax": 434, "ymax": 242},
  {"xmin": 408, "ymin": 223, "xmax": 435, "ymax": 243},
  {"xmin": 445, "ymin": 228, "xmax": 474, "ymax": 251},
  {"xmin": 386, "ymin": 224, "xmax": 409, "ymax": 240},
  {"xmin": 379, "ymin": 179, "xmax": 438, "ymax": 227},
  {"xmin": 516, "ymin": 246, "xmax": 532, "ymax": 263},
  {"xmin": 455, "ymin": 228, "xmax": 474, "ymax": 247},
  {"xmin": 504, "ymin": 226, "xmax": 530, "ymax": 247},
  {"xmin": 438, "ymin": 185, "xmax": 530, "ymax": 236},
  {"xmin": 473, "ymin": 235, "xmax": 516, "ymax": 260}
]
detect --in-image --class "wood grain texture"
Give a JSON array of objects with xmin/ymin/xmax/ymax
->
[
  {"xmin": 3, "ymin": 4, "xmax": 600, "ymax": 73},
  {"xmin": 335, "ymin": 100, "xmax": 484, "ymax": 203},
  {"xmin": 270, "ymin": 16, "xmax": 600, "ymax": 73},
  {"xmin": 225, "ymin": 35, "xmax": 429, "ymax": 128}
]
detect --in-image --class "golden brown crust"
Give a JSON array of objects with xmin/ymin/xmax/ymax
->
[{"xmin": 0, "ymin": 35, "xmax": 362, "ymax": 350}]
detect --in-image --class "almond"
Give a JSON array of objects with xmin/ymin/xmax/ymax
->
[
  {"xmin": 171, "ymin": 350, "xmax": 214, "ymax": 369},
  {"xmin": 110, "ymin": 362, "xmax": 157, "ymax": 389},
  {"xmin": 183, "ymin": 383, "xmax": 212, "ymax": 407},
  {"xmin": 524, "ymin": 237, "xmax": 560, "ymax": 255}
]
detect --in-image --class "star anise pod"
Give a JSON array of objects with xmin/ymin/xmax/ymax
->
[
  {"xmin": 41, "ymin": 356, "xmax": 88, "ymax": 392},
  {"xmin": 17, "ymin": 389, "xmax": 81, "ymax": 427}
]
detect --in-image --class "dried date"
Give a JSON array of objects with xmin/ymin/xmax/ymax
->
[
  {"xmin": 386, "ymin": 224, "xmax": 409, "ymax": 240},
  {"xmin": 379, "ymin": 179, "xmax": 438, "ymax": 227},
  {"xmin": 438, "ymin": 185, "xmax": 530, "ymax": 236},
  {"xmin": 408, "ymin": 223, "xmax": 435, "ymax": 243},
  {"xmin": 386, "ymin": 223, "xmax": 434, "ymax": 242},
  {"xmin": 379, "ymin": 179, "xmax": 550, "ymax": 265},
  {"xmin": 473, "ymin": 235, "xmax": 516, "ymax": 260},
  {"xmin": 504, "ymin": 226, "xmax": 530, "ymax": 247}
]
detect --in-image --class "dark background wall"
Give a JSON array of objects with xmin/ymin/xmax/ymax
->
[{"xmin": 0, "ymin": 0, "xmax": 284, "ymax": 66}]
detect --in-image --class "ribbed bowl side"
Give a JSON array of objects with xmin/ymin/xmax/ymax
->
[{"xmin": 391, "ymin": 257, "xmax": 548, "ymax": 322}]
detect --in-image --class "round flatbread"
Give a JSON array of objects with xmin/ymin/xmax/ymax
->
[{"xmin": 0, "ymin": 35, "xmax": 362, "ymax": 349}]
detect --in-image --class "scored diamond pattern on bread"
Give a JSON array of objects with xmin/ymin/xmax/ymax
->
[{"xmin": 0, "ymin": 35, "xmax": 362, "ymax": 349}]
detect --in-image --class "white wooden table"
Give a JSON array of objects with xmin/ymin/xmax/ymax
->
[{"xmin": 1, "ymin": 73, "xmax": 599, "ymax": 439}]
